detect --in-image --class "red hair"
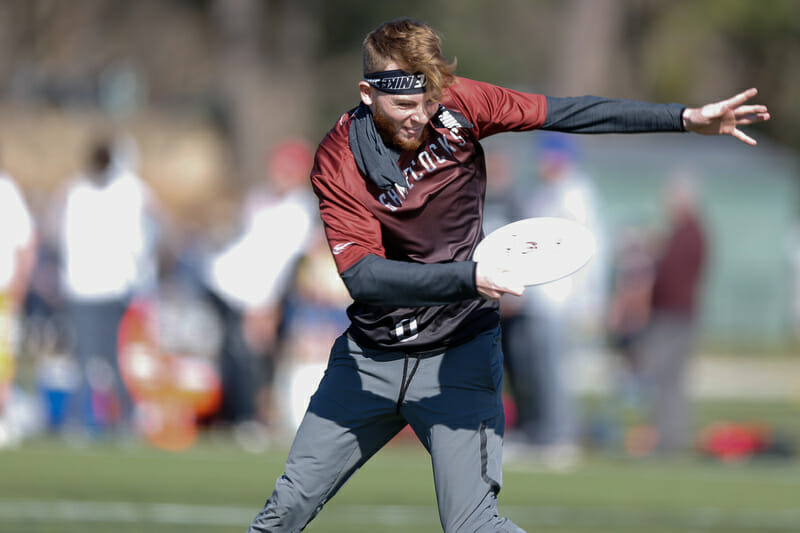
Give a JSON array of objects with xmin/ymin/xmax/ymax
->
[{"xmin": 362, "ymin": 19, "xmax": 456, "ymax": 102}]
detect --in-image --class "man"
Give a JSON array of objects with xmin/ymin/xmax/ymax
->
[
  {"xmin": 505, "ymin": 133, "xmax": 603, "ymax": 468},
  {"xmin": 642, "ymin": 174, "xmax": 707, "ymax": 454},
  {"xmin": 206, "ymin": 138, "xmax": 318, "ymax": 443},
  {"xmin": 0, "ymin": 154, "xmax": 37, "ymax": 446},
  {"xmin": 60, "ymin": 137, "xmax": 158, "ymax": 438},
  {"xmin": 248, "ymin": 18, "xmax": 769, "ymax": 532}
]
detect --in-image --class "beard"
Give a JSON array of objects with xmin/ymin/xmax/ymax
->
[{"xmin": 372, "ymin": 106, "xmax": 429, "ymax": 151}]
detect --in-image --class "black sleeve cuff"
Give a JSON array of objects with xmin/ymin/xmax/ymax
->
[{"xmin": 340, "ymin": 254, "xmax": 479, "ymax": 307}]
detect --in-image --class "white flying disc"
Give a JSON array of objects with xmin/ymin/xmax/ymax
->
[{"xmin": 474, "ymin": 217, "xmax": 596, "ymax": 286}]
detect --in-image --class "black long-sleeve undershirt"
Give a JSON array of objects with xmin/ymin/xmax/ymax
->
[
  {"xmin": 544, "ymin": 95, "xmax": 686, "ymax": 133},
  {"xmin": 340, "ymin": 96, "xmax": 687, "ymax": 308},
  {"xmin": 341, "ymin": 254, "xmax": 478, "ymax": 307}
]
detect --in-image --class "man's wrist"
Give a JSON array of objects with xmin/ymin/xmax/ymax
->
[{"xmin": 681, "ymin": 107, "xmax": 696, "ymax": 132}]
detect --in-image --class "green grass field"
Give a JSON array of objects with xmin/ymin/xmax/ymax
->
[
  {"xmin": 2, "ymin": 427, "xmax": 800, "ymax": 533},
  {"xmin": 1, "ymin": 397, "xmax": 798, "ymax": 533}
]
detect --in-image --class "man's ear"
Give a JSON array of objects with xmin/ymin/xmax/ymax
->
[{"xmin": 359, "ymin": 81, "xmax": 374, "ymax": 106}]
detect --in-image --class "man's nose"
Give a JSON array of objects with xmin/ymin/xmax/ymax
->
[{"xmin": 411, "ymin": 106, "xmax": 428, "ymax": 123}]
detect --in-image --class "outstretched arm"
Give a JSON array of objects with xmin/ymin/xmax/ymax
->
[
  {"xmin": 681, "ymin": 88, "xmax": 770, "ymax": 146},
  {"xmin": 543, "ymin": 89, "xmax": 770, "ymax": 144}
]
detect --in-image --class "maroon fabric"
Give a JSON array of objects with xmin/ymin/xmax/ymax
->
[
  {"xmin": 310, "ymin": 77, "xmax": 546, "ymax": 351},
  {"xmin": 650, "ymin": 215, "xmax": 707, "ymax": 316}
]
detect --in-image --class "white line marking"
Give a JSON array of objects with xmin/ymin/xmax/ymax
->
[{"xmin": 1, "ymin": 499, "xmax": 800, "ymax": 530}]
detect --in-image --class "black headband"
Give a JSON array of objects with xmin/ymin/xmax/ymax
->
[{"xmin": 364, "ymin": 69, "xmax": 427, "ymax": 95}]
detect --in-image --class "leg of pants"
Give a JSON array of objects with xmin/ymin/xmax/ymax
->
[
  {"xmin": 247, "ymin": 334, "xmax": 407, "ymax": 532},
  {"xmin": 249, "ymin": 409, "xmax": 406, "ymax": 532},
  {"xmin": 69, "ymin": 298, "xmax": 131, "ymax": 431},
  {"xmin": 402, "ymin": 328, "xmax": 523, "ymax": 532},
  {"xmin": 207, "ymin": 291, "xmax": 257, "ymax": 424},
  {"xmin": 643, "ymin": 313, "xmax": 694, "ymax": 453},
  {"xmin": 247, "ymin": 327, "xmax": 524, "ymax": 533},
  {"xmin": 511, "ymin": 310, "xmax": 577, "ymax": 447}
]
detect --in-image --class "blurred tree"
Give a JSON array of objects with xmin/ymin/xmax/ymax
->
[
  {"xmin": 550, "ymin": 0, "xmax": 624, "ymax": 96},
  {"xmin": 309, "ymin": 0, "xmax": 795, "ymax": 149},
  {"xmin": 213, "ymin": 0, "xmax": 318, "ymax": 185},
  {"xmin": 616, "ymin": 0, "xmax": 799, "ymax": 145},
  {"xmin": 0, "ymin": 0, "xmax": 796, "ymax": 173}
]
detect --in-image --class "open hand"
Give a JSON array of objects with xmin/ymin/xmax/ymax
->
[{"xmin": 682, "ymin": 88, "xmax": 771, "ymax": 145}]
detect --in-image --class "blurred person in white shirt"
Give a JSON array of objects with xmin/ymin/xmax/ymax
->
[
  {"xmin": 0, "ymin": 150, "xmax": 37, "ymax": 446},
  {"xmin": 59, "ymin": 136, "xmax": 158, "ymax": 438},
  {"xmin": 205, "ymin": 138, "xmax": 318, "ymax": 442},
  {"xmin": 507, "ymin": 133, "xmax": 607, "ymax": 468}
]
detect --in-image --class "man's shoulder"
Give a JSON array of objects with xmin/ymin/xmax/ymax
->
[
  {"xmin": 442, "ymin": 76, "xmax": 487, "ymax": 103},
  {"xmin": 317, "ymin": 107, "xmax": 356, "ymax": 157},
  {"xmin": 312, "ymin": 107, "xmax": 359, "ymax": 187},
  {"xmin": 440, "ymin": 77, "xmax": 501, "ymax": 125},
  {"xmin": 442, "ymin": 77, "xmax": 471, "ymax": 107},
  {"xmin": 325, "ymin": 105, "xmax": 358, "ymax": 140}
]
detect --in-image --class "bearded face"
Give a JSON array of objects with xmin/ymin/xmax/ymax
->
[{"xmin": 370, "ymin": 92, "xmax": 437, "ymax": 151}]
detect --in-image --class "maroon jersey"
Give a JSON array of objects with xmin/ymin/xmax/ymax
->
[
  {"xmin": 650, "ymin": 215, "xmax": 707, "ymax": 316},
  {"xmin": 311, "ymin": 77, "xmax": 547, "ymax": 352}
]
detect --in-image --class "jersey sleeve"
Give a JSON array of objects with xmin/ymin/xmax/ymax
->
[
  {"xmin": 310, "ymin": 140, "xmax": 385, "ymax": 274},
  {"xmin": 443, "ymin": 77, "xmax": 547, "ymax": 139}
]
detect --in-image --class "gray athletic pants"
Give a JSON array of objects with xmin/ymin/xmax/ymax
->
[
  {"xmin": 641, "ymin": 312, "xmax": 696, "ymax": 454},
  {"xmin": 247, "ymin": 325, "xmax": 525, "ymax": 532}
]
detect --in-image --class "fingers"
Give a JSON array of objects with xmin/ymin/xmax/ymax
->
[
  {"xmin": 477, "ymin": 284, "xmax": 523, "ymax": 300},
  {"xmin": 733, "ymin": 104, "xmax": 768, "ymax": 116},
  {"xmin": 732, "ymin": 128, "xmax": 758, "ymax": 146},
  {"xmin": 722, "ymin": 87, "xmax": 758, "ymax": 108},
  {"xmin": 503, "ymin": 283, "xmax": 525, "ymax": 298},
  {"xmin": 491, "ymin": 271, "xmax": 525, "ymax": 297},
  {"xmin": 736, "ymin": 112, "xmax": 771, "ymax": 126},
  {"xmin": 477, "ymin": 287, "xmax": 503, "ymax": 300},
  {"xmin": 475, "ymin": 262, "xmax": 526, "ymax": 299}
]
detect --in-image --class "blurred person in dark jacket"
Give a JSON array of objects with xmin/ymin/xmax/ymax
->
[{"xmin": 642, "ymin": 173, "xmax": 707, "ymax": 454}]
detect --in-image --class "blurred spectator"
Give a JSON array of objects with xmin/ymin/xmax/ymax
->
[
  {"xmin": 0, "ymin": 161, "xmax": 37, "ymax": 317},
  {"xmin": 0, "ymin": 152, "xmax": 37, "ymax": 446},
  {"xmin": 204, "ymin": 138, "xmax": 318, "ymax": 442},
  {"xmin": 481, "ymin": 151, "xmax": 529, "ymax": 431},
  {"xmin": 507, "ymin": 132, "xmax": 605, "ymax": 468},
  {"xmin": 58, "ymin": 136, "xmax": 159, "ymax": 439},
  {"xmin": 641, "ymin": 173, "xmax": 707, "ymax": 454},
  {"xmin": 606, "ymin": 226, "xmax": 656, "ymax": 409},
  {"xmin": 273, "ymin": 237, "xmax": 351, "ymax": 434}
]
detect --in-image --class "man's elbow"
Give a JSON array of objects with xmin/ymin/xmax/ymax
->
[{"xmin": 340, "ymin": 255, "xmax": 383, "ymax": 305}]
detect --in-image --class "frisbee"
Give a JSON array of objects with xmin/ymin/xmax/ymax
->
[{"xmin": 474, "ymin": 217, "xmax": 596, "ymax": 286}]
